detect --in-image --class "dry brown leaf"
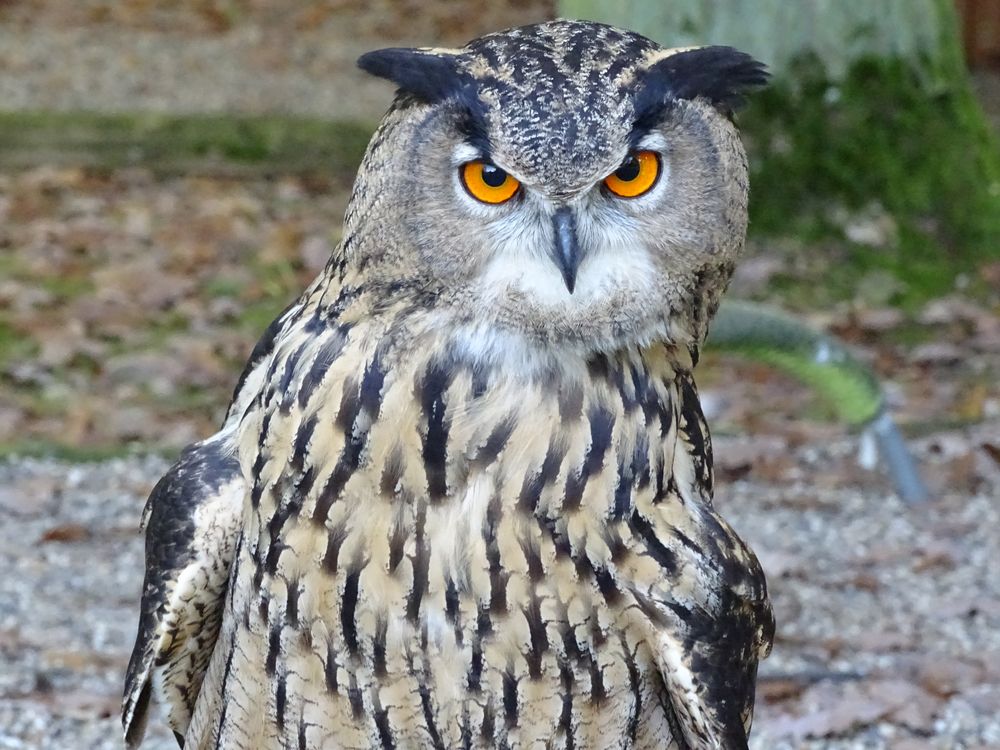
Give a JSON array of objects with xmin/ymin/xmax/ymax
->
[
  {"xmin": 856, "ymin": 306, "xmax": 906, "ymax": 332},
  {"xmin": 914, "ymin": 656, "xmax": 985, "ymax": 698},
  {"xmin": 909, "ymin": 342, "xmax": 964, "ymax": 365},
  {"xmin": 39, "ymin": 523, "xmax": 91, "ymax": 543},
  {"xmin": 983, "ymin": 442, "xmax": 1000, "ymax": 466}
]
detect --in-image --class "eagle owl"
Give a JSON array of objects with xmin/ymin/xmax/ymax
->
[{"xmin": 124, "ymin": 19, "xmax": 773, "ymax": 750}]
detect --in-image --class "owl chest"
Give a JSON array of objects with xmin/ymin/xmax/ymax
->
[
  {"xmin": 252, "ymin": 344, "xmax": 685, "ymax": 618},
  {"xmin": 312, "ymin": 361, "xmax": 676, "ymax": 602},
  {"xmin": 249, "ymin": 444, "xmax": 679, "ymax": 748},
  {"xmin": 237, "ymin": 349, "xmax": 697, "ymax": 746}
]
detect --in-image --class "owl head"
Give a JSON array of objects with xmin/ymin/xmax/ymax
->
[{"xmin": 346, "ymin": 20, "xmax": 766, "ymax": 361}]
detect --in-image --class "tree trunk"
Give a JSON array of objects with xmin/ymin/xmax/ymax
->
[
  {"xmin": 560, "ymin": 0, "xmax": 1000, "ymax": 302},
  {"xmin": 562, "ymin": 0, "xmax": 950, "ymax": 78}
]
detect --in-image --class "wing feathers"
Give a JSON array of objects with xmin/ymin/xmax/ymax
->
[{"xmin": 123, "ymin": 437, "xmax": 244, "ymax": 748}]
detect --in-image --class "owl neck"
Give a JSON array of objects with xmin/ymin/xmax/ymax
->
[
  {"xmin": 310, "ymin": 263, "xmax": 702, "ymax": 379},
  {"xmin": 429, "ymin": 322, "xmax": 695, "ymax": 393},
  {"xmin": 260, "ymin": 275, "xmax": 717, "ymax": 553}
]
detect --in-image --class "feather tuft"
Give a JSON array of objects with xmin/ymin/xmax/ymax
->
[
  {"xmin": 633, "ymin": 46, "xmax": 769, "ymax": 130},
  {"xmin": 358, "ymin": 47, "xmax": 469, "ymax": 104}
]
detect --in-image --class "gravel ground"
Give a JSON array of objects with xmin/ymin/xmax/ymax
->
[
  {"xmin": 0, "ymin": 456, "xmax": 175, "ymax": 750},
  {"xmin": 1, "ymin": 428, "xmax": 998, "ymax": 749}
]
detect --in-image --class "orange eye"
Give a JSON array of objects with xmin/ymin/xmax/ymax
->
[
  {"xmin": 461, "ymin": 160, "xmax": 520, "ymax": 204},
  {"xmin": 603, "ymin": 150, "xmax": 660, "ymax": 198}
]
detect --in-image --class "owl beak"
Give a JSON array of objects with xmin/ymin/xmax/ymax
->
[{"xmin": 551, "ymin": 207, "xmax": 581, "ymax": 293}]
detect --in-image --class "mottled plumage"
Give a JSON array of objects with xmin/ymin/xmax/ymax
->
[{"xmin": 125, "ymin": 19, "xmax": 773, "ymax": 749}]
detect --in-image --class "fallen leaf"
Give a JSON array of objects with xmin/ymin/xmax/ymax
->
[
  {"xmin": 909, "ymin": 342, "xmax": 964, "ymax": 365},
  {"xmin": 39, "ymin": 524, "xmax": 90, "ymax": 543},
  {"xmin": 914, "ymin": 656, "xmax": 985, "ymax": 698},
  {"xmin": 983, "ymin": 442, "xmax": 1000, "ymax": 466},
  {"xmin": 855, "ymin": 307, "xmax": 906, "ymax": 333}
]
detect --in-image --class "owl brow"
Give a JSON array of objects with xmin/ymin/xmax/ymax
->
[
  {"xmin": 454, "ymin": 87, "xmax": 492, "ymax": 157},
  {"xmin": 630, "ymin": 45, "xmax": 769, "ymax": 135},
  {"xmin": 629, "ymin": 100, "xmax": 677, "ymax": 148}
]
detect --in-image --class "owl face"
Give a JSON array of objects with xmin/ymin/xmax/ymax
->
[{"xmin": 352, "ymin": 21, "xmax": 766, "ymax": 356}]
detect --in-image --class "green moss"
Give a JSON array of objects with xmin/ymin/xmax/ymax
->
[
  {"xmin": 17, "ymin": 391, "xmax": 72, "ymax": 418},
  {"xmin": 0, "ymin": 111, "xmax": 373, "ymax": 175},
  {"xmin": 252, "ymin": 259, "xmax": 302, "ymax": 299},
  {"xmin": 238, "ymin": 297, "xmax": 290, "ymax": 333},
  {"xmin": 202, "ymin": 276, "xmax": 245, "ymax": 299},
  {"xmin": 742, "ymin": 54, "xmax": 1000, "ymax": 303},
  {"xmin": 141, "ymin": 384, "xmax": 221, "ymax": 412},
  {"xmin": 0, "ymin": 321, "xmax": 38, "ymax": 364},
  {"xmin": 37, "ymin": 275, "xmax": 95, "ymax": 298},
  {"xmin": 143, "ymin": 310, "xmax": 194, "ymax": 344},
  {"xmin": 0, "ymin": 440, "xmax": 180, "ymax": 462}
]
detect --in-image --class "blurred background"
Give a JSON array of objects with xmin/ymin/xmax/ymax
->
[{"xmin": 0, "ymin": 1, "xmax": 998, "ymax": 749}]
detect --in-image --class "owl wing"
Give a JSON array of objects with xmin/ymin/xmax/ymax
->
[
  {"xmin": 123, "ymin": 306, "xmax": 297, "ymax": 748},
  {"xmin": 646, "ymin": 370, "xmax": 774, "ymax": 750},
  {"xmin": 652, "ymin": 515, "xmax": 774, "ymax": 750},
  {"xmin": 122, "ymin": 436, "xmax": 244, "ymax": 748}
]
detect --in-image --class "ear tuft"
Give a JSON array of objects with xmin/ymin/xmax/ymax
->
[
  {"xmin": 636, "ymin": 46, "xmax": 769, "ymax": 118},
  {"xmin": 357, "ymin": 47, "xmax": 468, "ymax": 104}
]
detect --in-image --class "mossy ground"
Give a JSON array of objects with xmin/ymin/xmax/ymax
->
[
  {"xmin": 741, "ymin": 54, "xmax": 1000, "ymax": 308},
  {"xmin": 0, "ymin": 111, "xmax": 373, "ymax": 175}
]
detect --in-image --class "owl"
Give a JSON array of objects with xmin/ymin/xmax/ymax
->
[{"xmin": 123, "ymin": 19, "xmax": 772, "ymax": 750}]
